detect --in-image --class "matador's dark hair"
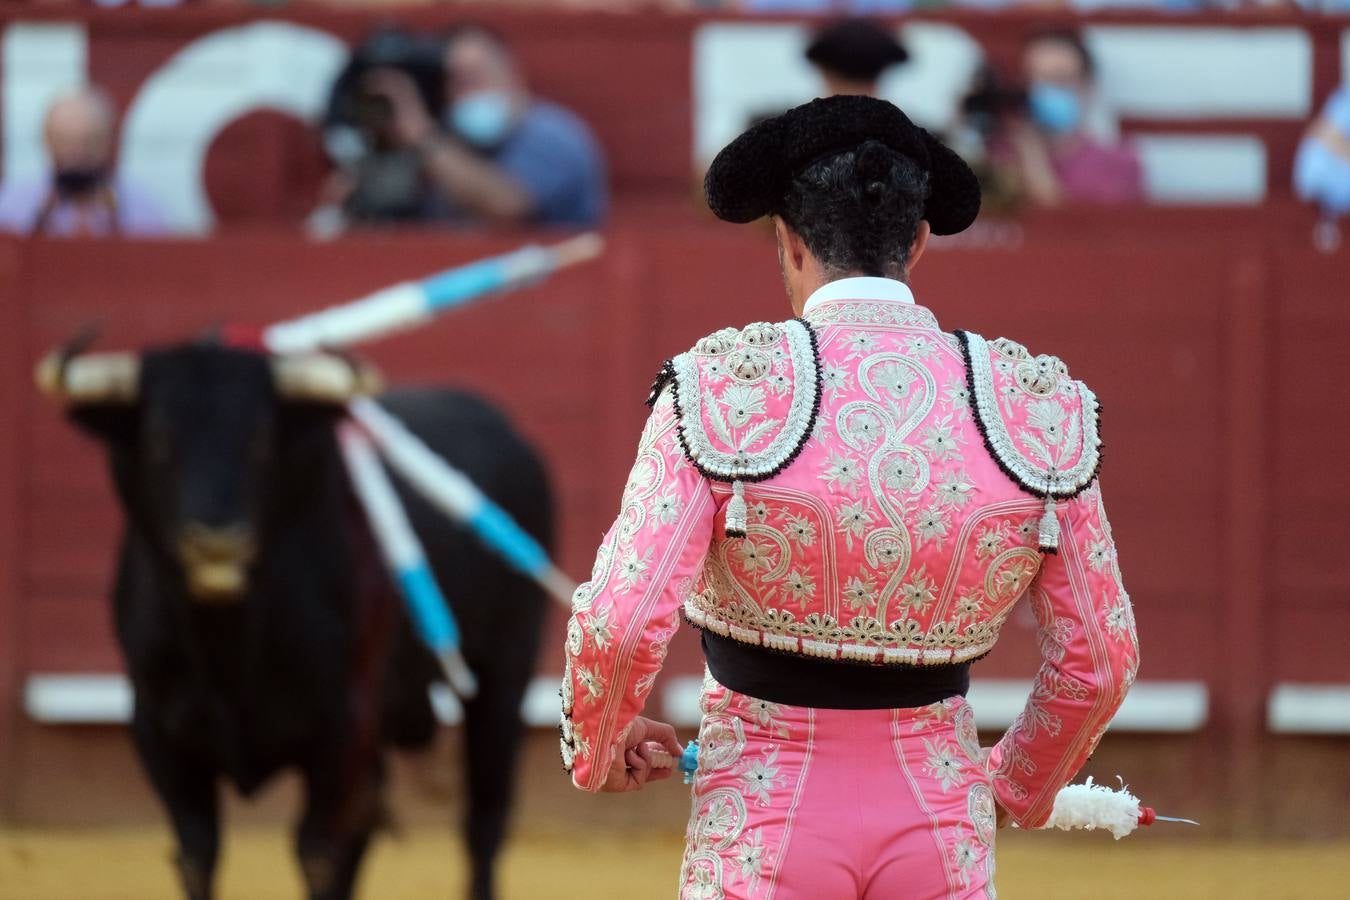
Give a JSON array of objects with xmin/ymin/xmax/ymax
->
[{"xmin": 778, "ymin": 139, "xmax": 930, "ymax": 281}]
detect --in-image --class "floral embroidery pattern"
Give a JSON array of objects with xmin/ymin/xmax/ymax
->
[
  {"xmin": 950, "ymin": 825, "xmax": 981, "ymax": 889},
  {"xmin": 679, "ymin": 683, "xmax": 794, "ymax": 899},
  {"xmin": 923, "ymin": 737, "xmax": 968, "ymax": 792},
  {"xmin": 738, "ymin": 748, "xmax": 785, "ymax": 807}
]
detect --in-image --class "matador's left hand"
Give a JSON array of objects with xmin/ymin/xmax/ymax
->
[{"xmin": 600, "ymin": 716, "xmax": 683, "ymax": 793}]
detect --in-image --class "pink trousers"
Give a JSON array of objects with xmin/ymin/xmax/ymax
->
[{"xmin": 679, "ymin": 672, "xmax": 997, "ymax": 900}]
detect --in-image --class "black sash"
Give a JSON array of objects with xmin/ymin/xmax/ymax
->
[{"xmin": 702, "ymin": 631, "xmax": 970, "ymax": 710}]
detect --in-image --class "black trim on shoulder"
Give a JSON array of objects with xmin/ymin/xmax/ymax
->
[
  {"xmin": 669, "ymin": 317, "xmax": 824, "ymax": 484},
  {"xmin": 954, "ymin": 329, "xmax": 1104, "ymax": 501},
  {"xmin": 646, "ymin": 359, "xmax": 676, "ymax": 408},
  {"xmin": 955, "ymin": 329, "xmax": 1028, "ymax": 495}
]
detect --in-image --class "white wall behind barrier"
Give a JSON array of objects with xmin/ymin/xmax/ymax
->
[
  {"xmin": 693, "ymin": 22, "xmax": 1317, "ymax": 205},
  {"xmin": 119, "ymin": 21, "xmax": 348, "ymax": 234},
  {"xmin": 1135, "ymin": 134, "xmax": 1267, "ymax": 204},
  {"xmin": 1086, "ymin": 26, "xmax": 1312, "ymax": 120},
  {"xmin": 693, "ymin": 22, "xmax": 982, "ymax": 166},
  {"xmin": 1, "ymin": 22, "xmax": 87, "ymax": 185}
]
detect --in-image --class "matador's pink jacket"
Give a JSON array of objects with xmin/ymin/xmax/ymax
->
[{"xmin": 561, "ymin": 280, "xmax": 1140, "ymax": 828}]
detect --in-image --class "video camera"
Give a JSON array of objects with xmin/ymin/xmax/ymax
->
[
  {"xmin": 321, "ymin": 26, "xmax": 448, "ymax": 223},
  {"xmin": 959, "ymin": 65, "xmax": 1028, "ymax": 139},
  {"xmin": 323, "ymin": 26, "xmax": 447, "ymax": 163}
]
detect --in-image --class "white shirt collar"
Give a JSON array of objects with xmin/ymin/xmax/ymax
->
[{"xmin": 802, "ymin": 277, "xmax": 915, "ymax": 315}]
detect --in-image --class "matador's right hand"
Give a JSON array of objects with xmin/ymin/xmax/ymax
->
[{"xmin": 599, "ymin": 716, "xmax": 683, "ymax": 793}]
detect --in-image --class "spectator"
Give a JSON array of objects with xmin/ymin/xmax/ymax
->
[
  {"xmin": 359, "ymin": 25, "xmax": 607, "ymax": 228},
  {"xmin": 316, "ymin": 27, "xmax": 449, "ymax": 230},
  {"xmin": 1294, "ymin": 84, "xmax": 1350, "ymax": 220},
  {"xmin": 804, "ymin": 18, "xmax": 909, "ymax": 99},
  {"xmin": 1002, "ymin": 30, "xmax": 1142, "ymax": 206},
  {"xmin": 0, "ymin": 88, "xmax": 168, "ymax": 237}
]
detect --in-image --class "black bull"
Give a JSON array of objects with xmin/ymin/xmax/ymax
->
[{"xmin": 46, "ymin": 343, "xmax": 552, "ymax": 900}]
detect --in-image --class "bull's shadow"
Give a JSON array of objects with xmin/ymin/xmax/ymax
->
[{"xmin": 39, "ymin": 339, "xmax": 553, "ymax": 900}]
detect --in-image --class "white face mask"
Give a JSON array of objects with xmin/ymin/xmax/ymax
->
[{"xmin": 447, "ymin": 90, "xmax": 514, "ymax": 148}]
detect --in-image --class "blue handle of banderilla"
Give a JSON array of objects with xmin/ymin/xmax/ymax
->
[
  {"xmin": 466, "ymin": 501, "xmax": 551, "ymax": 577},
  {"xmin": 261, "ymin": 235, "xmax": 601, "ymax": 354},
  {"xmin": 336, "ymin": 423, "xmax": 477, "ymax": 696},
  {"xmin": 347, "ymin": 397, "xmax": 577, "ymax": 605},
  {"xmin": 680, "ymin": 741, "xmax": 700, "ymax": 784},
  {"xmin": 417, "ymin": 249, "xmax": 545, "ymax": 313},
  {"xmin": 419, "ymin": 234, "xmax": 601, "ymax": 313},
  {"xmin": 396, "ymin": 562, "xmax": 460, "ymax": 651}
]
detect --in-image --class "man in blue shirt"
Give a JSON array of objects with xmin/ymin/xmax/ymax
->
[{"xmin": 364, "ymin": 26, "xmax": 607, "ymax": 228}]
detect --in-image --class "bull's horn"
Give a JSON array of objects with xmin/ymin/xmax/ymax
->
[
  {"xmin": 35, "ymin": 351, "xmax": 140, "ymax": 404},
  {"xmin": 271, "ymin": 353, "xmax": 383, "ymax": 404}
]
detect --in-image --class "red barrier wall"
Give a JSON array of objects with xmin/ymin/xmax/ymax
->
[{"xmin": 2, "ymin": 200, "xmax": 1347, "ymax": 716}]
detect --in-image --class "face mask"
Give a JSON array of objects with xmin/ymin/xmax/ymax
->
[
  {"xmin": 447, "ymin": 91, "xmax": 514, "ymax": 149},
  {"xmin": 54, "ymin": 166, "xmax": 108, "ymax": 197},
  {"xmin": 1028, "ymin": 83, "xmax": 1082, "ymax": 135}
]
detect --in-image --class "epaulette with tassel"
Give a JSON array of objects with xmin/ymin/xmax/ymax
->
[
  {"xmin": 955, "ymin": 330, "xmax": 1103, "ymax": 553},
  {"xmin": 653, "ymin": 318, "xmax": 822, "ymax": 539}
]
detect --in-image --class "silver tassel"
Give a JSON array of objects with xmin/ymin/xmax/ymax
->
[
  {"xmin": 725, "ymin": 480, "xmax": 748, "ymax": 538},
  {"xmin": 1038, "ymin": 494, "xmax": 1060, "ymax": 553}
]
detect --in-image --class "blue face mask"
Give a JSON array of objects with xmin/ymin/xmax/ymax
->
[
  {"xmin": 448, "ymin": 91, "xmax": 514, "ymax": 148},
  {"xmin": 1028, "ymin": 82, "xmax": 1082, "ymax": 134}
]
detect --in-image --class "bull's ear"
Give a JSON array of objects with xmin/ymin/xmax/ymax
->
[{"xmin": 67, "ymin": 403, "xmax": 140, "ymax": 446}]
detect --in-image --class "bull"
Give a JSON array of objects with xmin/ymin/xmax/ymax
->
[{"xmin": 38, "ymin": 338, "xmax": 552, "ymax": 900}]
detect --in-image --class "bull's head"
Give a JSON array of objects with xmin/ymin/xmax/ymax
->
[{"xmin": 37, "ymin": 336, "xmax": 382, "ymax": 603}]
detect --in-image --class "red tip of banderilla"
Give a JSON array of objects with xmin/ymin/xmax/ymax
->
[
  {"xmin": 1138, "ymin": 807, "xmax": 1157, "ymax": 826},
  {"xmin": 219, "ymin": 323, "xmax": 267, "ymax": 351}
]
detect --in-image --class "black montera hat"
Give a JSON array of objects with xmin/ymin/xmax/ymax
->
[
  {"xmin": 704, "ymin": 95, "xmax": 981, "ymax": 236},
  {"xmin": 805, "ymin": 19, "xmax": 909, "ymax": 82}
]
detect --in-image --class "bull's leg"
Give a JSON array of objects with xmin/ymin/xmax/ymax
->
[
  {"xmin": 295, "ymin": 752, "xmax": 382, "ymax": 900},
  {"xmin": 130, "ymin": 712, "xmax": 220, "ymax": 900},
  {"xmin": 461, "ymin": 670, "xmax": 530, "ymax": 900}
]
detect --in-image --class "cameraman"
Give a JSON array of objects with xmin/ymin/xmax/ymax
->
[
  {"xmin": 316, "ymin": 28, "xmax": 451, "ymax": 229},
  {"xmin": 953, "ymin": 30, "xmax": 1142, "ymax": 208},
  {"xmin": 355, "ymin": 25, "xmax": 605, "ymax": 229}
]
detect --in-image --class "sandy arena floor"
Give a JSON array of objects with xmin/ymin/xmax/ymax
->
[{"xmin": 1, "ymin": 826, "xmax": 1346, "ymax": 900}]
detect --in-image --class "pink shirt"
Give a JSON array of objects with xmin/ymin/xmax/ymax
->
[{"xmin": 1052, "ymin": 137, "xmax": 1144, "ymax": 205}]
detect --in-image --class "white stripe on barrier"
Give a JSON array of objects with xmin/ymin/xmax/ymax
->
[
  {"xmin": 661, "ymin": 676, "xmax": 1209, "ymax": 732},
  {"xmin": 25, "ymin": 674, "xmax": 565, "ymax": 728},
  {"xmin": 25, "ymin": 674, "xmax": 1210, "ymax": 732},
  {"xmin": 1268, "ymin": 683, "xmax": 1350, "ymax": 735},
  {"xmin": 24, "ymin": 674, "xmax": 133, "ymax": 724}
]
